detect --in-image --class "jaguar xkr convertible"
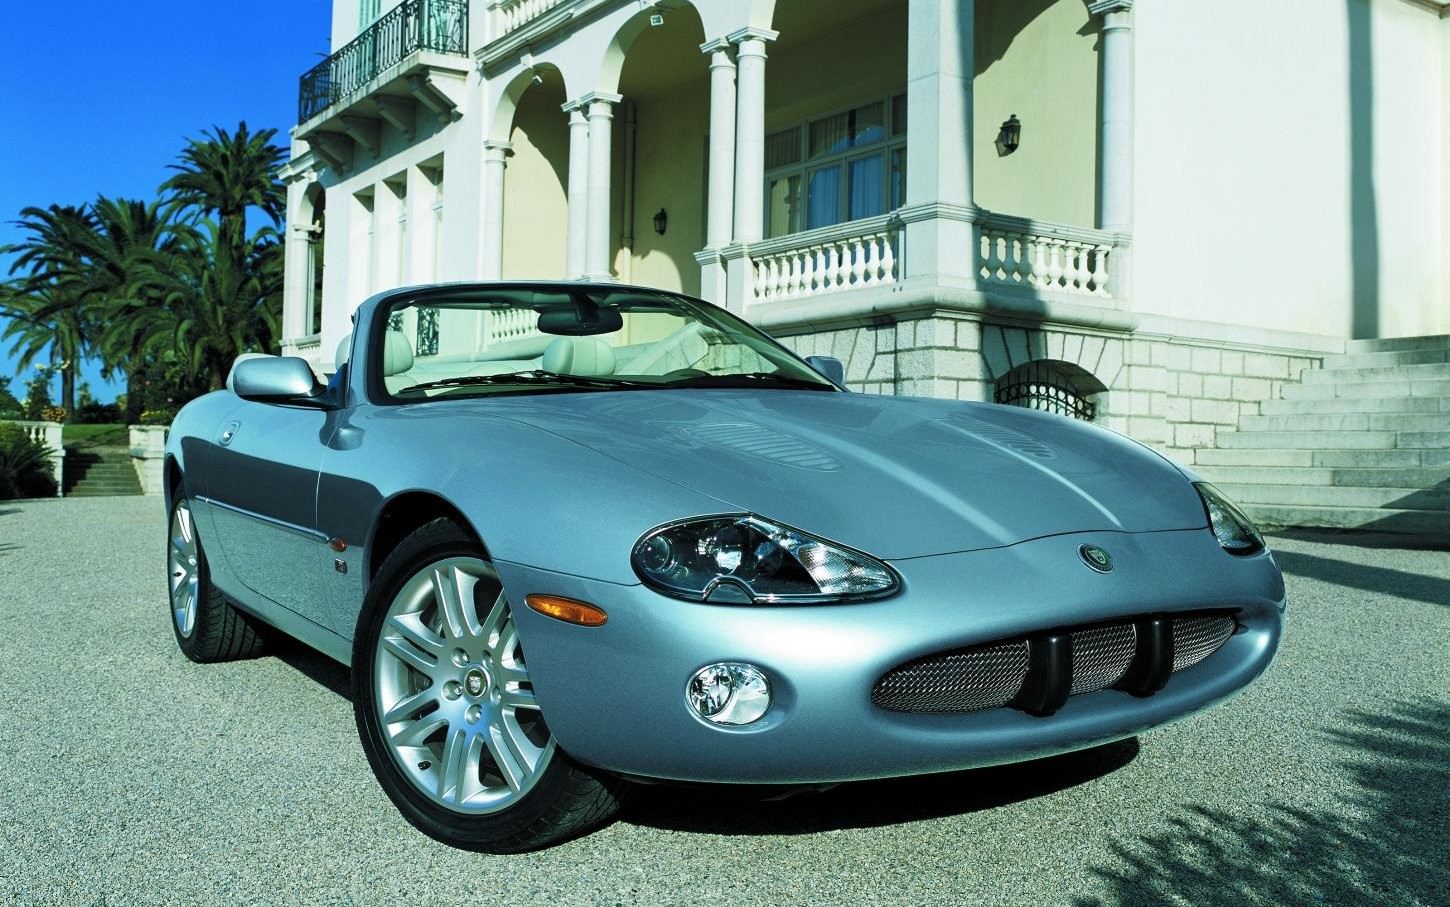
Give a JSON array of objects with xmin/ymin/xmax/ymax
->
[{"xmin": 164, "ymin": 282, "xmax": 1284, "ymax": 851}]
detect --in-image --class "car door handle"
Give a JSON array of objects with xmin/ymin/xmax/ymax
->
[{"xmin": 219, "ymin": 420, "xmax": 241, "ymax": 447}]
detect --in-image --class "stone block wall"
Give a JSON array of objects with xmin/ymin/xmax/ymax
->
[{"xmin": 776, "ymin": 317, "xmax": 1324, "ymax": 465}]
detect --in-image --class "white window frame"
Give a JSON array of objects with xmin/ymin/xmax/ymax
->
[{"xmin": 763, "ymin": 92, "xmax": 907, "ymax": 239}]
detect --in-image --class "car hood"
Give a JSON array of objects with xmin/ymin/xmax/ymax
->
[{"xmin": 482, "ymin": 390, "xmax": 1207, "ymax": 559}]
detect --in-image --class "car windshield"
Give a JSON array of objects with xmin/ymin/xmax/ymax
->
[{"xmin": 375, "ymin": 285, "xmax": 837, "ymax": 400}]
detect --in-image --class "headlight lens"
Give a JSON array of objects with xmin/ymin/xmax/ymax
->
[
  {"xmin": 632, "ymin": 515, "xmax": 900, "ymax": 604},
  {"xmin": 1195, "ymin": 483, "xmax": 1265, "ymax": 556}
]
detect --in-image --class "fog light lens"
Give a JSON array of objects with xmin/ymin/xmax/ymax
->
[{"xmin": 686, "ymin": 662, "xmax": 772, "ymax": 725}]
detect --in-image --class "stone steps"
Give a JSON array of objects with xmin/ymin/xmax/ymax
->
[
  {"xmin": 1259, "ymin": 396, "xmax": 1446, "ymax": 415},
  {"xmin": 1203, "ymin": 334, "xmax": 1450, "ymax": 535},
  {"xmin": 1281, "ymin": 378, "xmax": 1450, "ymax": 400},
  {"xmin": 63, "ymin": 446, "xmax": 142, "ymax": 497}
]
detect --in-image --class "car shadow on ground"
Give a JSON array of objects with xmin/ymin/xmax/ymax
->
[
  {"xmin": 620, "ymin": 737, "xmax": 1139, "ymax": 835},
  {"xmin": 272, "ymin": 638, "xmax": 353, "ymax": 700},
  {"xmin": 1072, "ymin": 697, "xmax": 1450, "ymax": 907},
  {"xmin": 1271, "ymin": 549, "xmax": 1450, "ymax": 609},
  {"xmin": 1269, "ymin": 527, "xmax": 1450, "ymax": 553}
]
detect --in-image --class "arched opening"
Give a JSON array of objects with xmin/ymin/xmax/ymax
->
[
  {"xmin": 501, "ymin": 68, "xmax": 569, "ymax": 280},
  {"xmin": 993, "ymin": 359, "xmax": 1106, "ymax": 421},
  {"xmin": 612, "ymin": 3, "xmax": 708, "ymax": 293}
]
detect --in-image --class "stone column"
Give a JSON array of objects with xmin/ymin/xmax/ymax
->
[
  {"xmin": 563, "ymin": 101, "xmax": 590, "ymax": 278},
  {"xmin": 702, "ymin": 39, "xmax": 737, "ymax": 248},
  {"xmin": 904, "ymin": 0, "xmax": 976, "ymax": 286},
  {"xmin": 1090, "ymin": 0, "xmax": 1134, "ymax": 232},
  {"xmin": 284, "ymin": 221, "xmax": 315, "ymax": 340},
  {"xmin": 729, "ymin": 28, "xmax": 776, "ymax": 244},
  {"xmin": 583, "ymin": 92, "xmax": 622, "ymax": 281},
  {"xmin": 481, "ymin": 140, "xmax": 511, "ymax": 280}
]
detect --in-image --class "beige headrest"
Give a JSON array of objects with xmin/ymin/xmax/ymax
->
[
  {"xmin": 543, "ymin": 337, "xmax": 616, "ymax": 377},
  {"xmin": 383, "ymin": 331, "xmax": 415, "ymax": 377}
]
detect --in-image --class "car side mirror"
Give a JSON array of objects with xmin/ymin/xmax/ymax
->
[
  {"xmin": 806, "ymin": 355, "xmax": 845, "ymax": 386},
  {"xmin": 232, "ymin": 356, "xmax": 330, "ymax": 407}
]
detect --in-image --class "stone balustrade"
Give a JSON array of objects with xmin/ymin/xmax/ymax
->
[
  {"xmin": 747, "ymin": 217, "xmax": 900, "ymax": 303},
  {"xmin": 489, "ymin": 0, "xmax": 565, "ymax": 40},
  {"xmin": 12, "ymin": 421, "xmax": 63, "ymax": 496},
  {"xmin": 977, "ymin": 214, "xmax": 1120, "ymax": 299}
]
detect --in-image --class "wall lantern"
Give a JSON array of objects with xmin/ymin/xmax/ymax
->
[
  {"xmin": 996, "ymin": 114, "xmax": 1022, "ymax": 157},
  {"xmin": 653, "ymin": 208, "xmax": 668, "ymax": 236}
]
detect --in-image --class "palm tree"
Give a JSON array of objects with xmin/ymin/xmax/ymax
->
[
  {"xmin": 80, "ymin": 197, "xmax": 187, "ymax": 421},
  {"xmin": 1, "ymin": 203, "xmax": 98, "ymax": 412},
  {"xmin": 160, "ymin": 122, "xmax": 286, "ymax": 254},
  {"xmin": 129, "ymin": 219, "xmax": 284, "ymax": 392}
]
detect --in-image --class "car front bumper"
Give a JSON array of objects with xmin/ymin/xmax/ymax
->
[{"xmin": 496, "ymin": 528, "xmax": 1285, "ymax": 785}]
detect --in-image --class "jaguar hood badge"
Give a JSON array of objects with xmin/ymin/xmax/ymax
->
[{"xmin": 1079, "ymin": 544, "xmax": 1113, "ymax": 573}]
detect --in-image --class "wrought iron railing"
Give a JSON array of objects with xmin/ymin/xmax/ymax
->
[{"xmin": 298, "ymin": 0, "xmax": 469, "ymax": 123}]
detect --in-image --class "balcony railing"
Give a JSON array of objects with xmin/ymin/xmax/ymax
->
[
  {"xmin": 298, "ymin": 0, "xmax": 469, "ymax": 123},
  {"xmin": 748, "ymin": 215, "xmax": 901, "ymax": 303},
  {"xmin": 977, "ymin": 212, "xmax": 1118, "ymax": 299},
  {"xmin": 489, "ymin": 0, "xmax": 567, "ymax": 40}
]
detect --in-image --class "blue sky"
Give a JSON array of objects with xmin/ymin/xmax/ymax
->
[{"xmin": 0, "ymin": 0, "xmax": 332, "ymax": 404}]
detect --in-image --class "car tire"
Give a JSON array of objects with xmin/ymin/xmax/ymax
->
[
  {"xmin": 352, "ymin": 518, "xmax": 626, "ymax": 852},
  {"xmin": 168, "ymin": 493, "xmax": 267, "ymax": 662}
]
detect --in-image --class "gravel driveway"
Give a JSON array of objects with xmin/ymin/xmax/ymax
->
[{"xmin": 1, "ymin": 496, "xmax": 1445, "ymax": 906}]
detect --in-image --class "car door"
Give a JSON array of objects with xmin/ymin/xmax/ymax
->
[{"xmin": 202, "ymin": 399, "xmax": 332, "ymax": 627}]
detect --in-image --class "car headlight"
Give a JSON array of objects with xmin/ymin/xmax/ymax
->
[
  {"xmin": 1194, "ymin": 483, "xmax": 1265, "ymax": 556},
  {"xmin": 632, "ymin": 515, "xmax": 900, "ymax": 604}
]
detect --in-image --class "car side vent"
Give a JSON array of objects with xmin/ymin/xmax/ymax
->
[{"xmin": 870, "ymin": 611, "xmax": 1237, "ymax": 716}]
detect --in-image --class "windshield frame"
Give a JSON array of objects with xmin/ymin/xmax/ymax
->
[{"xmin": 364, "ymin": 282, "xmax": 842, "ymax": 406}]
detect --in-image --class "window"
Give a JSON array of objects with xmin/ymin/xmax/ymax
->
[
  {"xmin": 764, "ymin": 94, "xmax": 907, "ymax": 238},
  {"xmin": 358, "ymin": 0, "xmax": 380, "ymax": 28}
]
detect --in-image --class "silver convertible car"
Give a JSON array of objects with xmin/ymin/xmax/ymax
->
[{"xmin": 165, "ymin": 282, "xmax": 1284, "ymax": 852}]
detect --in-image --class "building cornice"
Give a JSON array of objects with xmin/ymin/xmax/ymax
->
[
  {"xmin": 277, "ymin": 150, "xmax": 320, "ymax": 184},
  {"xmin": 1394, "ymin": 0, "xmax": 1450, "ymax": 16}
]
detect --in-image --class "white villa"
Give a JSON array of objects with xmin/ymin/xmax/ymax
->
[{"xmin": 279, "ymin": 0, "xmax": 1450, "ymax": 531}]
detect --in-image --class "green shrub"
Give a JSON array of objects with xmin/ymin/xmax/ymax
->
[
  {"xmin": 138, "ymin": 409, "xmax": 176, "ymax": 426},
  {"xmin": 0, "ymin": 422, "xmax": 58, "ymax": 500}
]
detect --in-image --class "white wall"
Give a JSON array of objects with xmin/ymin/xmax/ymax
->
[{"xmin": 1134, "ymin": 0, "xmax": 1446, "ymax": 339}]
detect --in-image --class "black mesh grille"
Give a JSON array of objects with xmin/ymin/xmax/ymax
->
[
  {"xmin": 1069, "ymin": 623, "xmax": 1138, "ymax": 695},
  {"xmin": 1172, "ymin": 614, "xmax": 1237, "ymax": 672},
  {"xmin": 872, "ymin": 611, "xmax": 1238, "ymax": 715},
  {"xmin": 869, "ymin": 639, "xmax": 1030, "ymax": 713}
]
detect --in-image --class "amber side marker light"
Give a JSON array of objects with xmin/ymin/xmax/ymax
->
[{"xmin": 525, "ymin": 594, "xmax": 609, "ymax": 627}]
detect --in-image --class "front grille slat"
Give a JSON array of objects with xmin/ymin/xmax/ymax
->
[
  {"xmin": 1068, "ymin": 623, "xmax": 1139, "ymax": 694},
  {"xmin": 871, "ymin": 611, "xmax": 1237, "ymax": 715},
  {"xmin": 1171, "ymin": 615, "xmax": 1237, "ymax": 672},
  {"xmin": 870, "ymin": 639, "xmax": 1029, "ymax": 713}
]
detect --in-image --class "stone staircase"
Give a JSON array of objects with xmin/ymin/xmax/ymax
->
[
  {"xmin": 1196, "ymin": 335, "xmax": 1450, "ymax": 535},
  {"xmin": 63, "ymin": 446, "xmax": 143, "ymax": 497}
]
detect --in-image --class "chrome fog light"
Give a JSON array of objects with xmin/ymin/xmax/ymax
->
[{"xmin": 686, "ymin": 662, "xmax": 772, "ymax": 726}]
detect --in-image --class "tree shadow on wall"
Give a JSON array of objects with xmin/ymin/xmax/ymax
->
[{"xmin": 1073, "ymin": 698, "xmax": 1450, "ymax": 907}]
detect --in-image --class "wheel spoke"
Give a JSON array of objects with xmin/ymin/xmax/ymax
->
[
  {"xmin": 382, "ymin": 687, "xmax": 438, "ymax": 725},
  {"xmin": 485, "ymin": 718, "xmax": 527, "ymax": 792},
  {"xmin": 438, "ymin": 726, "xmax": 471, "ymax": 804},
  {"xmin": 432, "ymin": 566, "xmax": 473, "ymax": 640},
  {"xmin": 387, "ymin": 612, "xmax": 444, "ymax": 655},
  {"xmin": 391, "ymin": 710, "xmax": 448, "ymax": 747},
  {"xmin": 499, "ymin": 684, "xmax": 537, "ymax": 710},
  {"xmin": 176, "ymin": 504, "xmax": 193, "ymax": 545},
  {"xmin": 381, "ymin": 632, "xmax": 439, "ymax": 676},
  {"xmin": 478, "ymin": 589, "xmax": 509, "ymax": 647}
]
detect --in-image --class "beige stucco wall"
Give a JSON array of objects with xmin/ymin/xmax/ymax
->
[
  {"xmin": 501, "ymin": 86, "xmax": 570, "ymax": 281},
  {"xmin": 623, "ymin": 79, "xmax": 710, "ymax": 296},
  {"xmin": 1134, "ymin": 0, "xmax": 1446, "ymax": 338},
  {"xmin": 972, "ymin": 0, "xmax": 1100, "ymax": 228},
  {"xmin": 764, "ymin": 7, "xmax": 907, "ymax": 133}
]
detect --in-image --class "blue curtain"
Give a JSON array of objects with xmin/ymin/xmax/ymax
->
[{"xmin": 849, "ymin": 156, "xmax": 885, "ymax": 220}]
